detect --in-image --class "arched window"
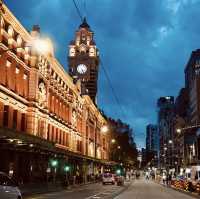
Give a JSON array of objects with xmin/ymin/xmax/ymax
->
[
  {"xmin": 0, "ymin": 17, "xmax": 5, "ymax": 29},
  {"xmin": 16, "ymin": 35, "xmax": 22, "ymax": 47},
  {"xmin": 8, "ymin": 25, "xmax": 14, "ymax": 37}
]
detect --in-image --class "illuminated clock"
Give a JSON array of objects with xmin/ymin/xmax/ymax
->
[{"xmin": 77, "ymin": 64, "xmax": 87, "ymax": 74}]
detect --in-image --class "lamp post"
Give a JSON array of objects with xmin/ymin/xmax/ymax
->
[
  {"xmin": 50, "ymin": 159, "xmax": 58, "ymax": 183},
  {"xmin": 64, "ymin": 165, "xmax": 70, "ymax": 187}
]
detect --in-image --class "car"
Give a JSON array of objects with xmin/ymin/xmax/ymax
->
[
  {"xmin": 0, "ymin": 172, "xmax": 22, "ymax": 199},
  {"xmin": 102, "ymin": 173, "xmax": 115, "ymax": 185}
]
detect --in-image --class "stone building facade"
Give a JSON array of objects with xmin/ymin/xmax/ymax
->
[{"xmin": 0, "ymin": 3, "xmax": 109, "ymax": 184}]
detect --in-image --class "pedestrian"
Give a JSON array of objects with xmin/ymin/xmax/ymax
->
[
  {"xmin": 162, "ymin": 173, "xmax": 167, "ymax": 185},
  {"xmin": 168, "ymin": 173, "xmax": 172, "ymax": 186},
  {"xmin": 145, "ymin": 171, "xmax": 149, "ymax": 180}
]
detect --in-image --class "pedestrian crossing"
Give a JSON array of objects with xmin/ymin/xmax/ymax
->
[{"xmin": 85, "ymin": 185, "xmax": 124, "ymax": 199}]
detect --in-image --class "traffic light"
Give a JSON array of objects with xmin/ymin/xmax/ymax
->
[
  {"xmin": 64, "ymin": 165, "xmax": 70, "ymax": 172},
  {"xmin": 50, "ymin": 159, "xmax": 58, "ymax": 167},
  {"xmin": 116, "ymin": 169, "xmax": 121, "ymax": 175}
]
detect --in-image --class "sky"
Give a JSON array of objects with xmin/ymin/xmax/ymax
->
[{"xmin": 4, "ymin": 0, "xmax": 200, "ymax": 148}]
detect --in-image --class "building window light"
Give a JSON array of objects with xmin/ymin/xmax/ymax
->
[
  {"xmin": 15, "ymin": 68, "xmax": 20, "ymax": 74},
  {"xmin": 6, "ymin": 60, "xmax": 11, "ymax": 67},
  {"xmin": 23, "ymin": 74, "xmax": 27, "ymax": 80}
]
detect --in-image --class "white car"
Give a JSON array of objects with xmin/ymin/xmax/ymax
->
[
  {"xmin": 102, "ymin": 173, "xmax": 115, "ymax": 185},
  {"xmin": 0, "ymin": 172, "xmax": 22, "ymax": 199}
]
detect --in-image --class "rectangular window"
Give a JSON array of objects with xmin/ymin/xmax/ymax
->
[
  {"xmin": 6, "ymin": 60, "xmax": 11, "ymax": 68},
  {"xmin": 66, "ymin": 133, "xmax": 69, "ymax": 147},
  {"xmin": 59, "ymin": 131, "xmax": 62, "ymax": 144},
  {"xmin": 55, "ymin": 128, "xmax": 58, "ymax": 142},
  {"xmin": 52, "ymin": 126, "xmax": 54, "ymax": 141},
  {"xmin": 47, "ymin": 124, "xmax": 50, "ymax": 141},
  {"xmin": 3, "ymin": 105, "xmax": 9, "ymax": 127},
  {"xmin": 12, "ymin": 109, "xmax": 17, "ymax": 129},
  {"xmin": 21, "ymin": 113, "xmax": 26, "ymax": 132}
]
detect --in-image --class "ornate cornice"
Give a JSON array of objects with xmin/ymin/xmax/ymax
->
[{"xmin": 2, "ymin": 4, "xmax": 32, "ymax": 42}]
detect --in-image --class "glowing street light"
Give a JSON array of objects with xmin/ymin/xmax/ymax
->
[
  {"xmin": 111, "ymin": 139, "xmax": 116, "ymax": 144},
  {"xmin": 50, "ymin": 160, "xmax": 58, "ymax": 167},
  {"xmin": 117, "ymin": 145, "xmax": 121, "ymax": 149},
  {"xmin": 101, "ymin": 125, "xmax": 109, "ymax": 133},
  {"xmin": 64, "ymin": 165, "xmax": 70, "ymax": 172},
  {"xmin": 176, "ymin": 128, "xmax": 181, "ymax": 133},
  {"xmin": 0, "ymin": 38, "xmax": 51, "ymax": 55},
  {"xmin": 168, "ymin": 140, "xmax": 173, "ymax": 144},
  {"xmin": 116, "ymin": 169, "xmax": 121, "ymax": 175},
  {"xmin": 32, "ymin": 38, "xmax": 50, "ymax": 55}
]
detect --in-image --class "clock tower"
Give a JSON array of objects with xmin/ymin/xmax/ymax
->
[{"xmin": 68, "ymin": 18, "xmax": 99, "ymax": 104}]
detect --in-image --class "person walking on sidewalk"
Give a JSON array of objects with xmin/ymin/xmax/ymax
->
[{"xmin": 162, "ymin": 173, "xmax": 167, "ymax": 185}]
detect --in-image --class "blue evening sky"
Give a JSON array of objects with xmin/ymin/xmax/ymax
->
[{"xmin": 4, "ymin": 0, "xmax": 200, "ymax": 148}]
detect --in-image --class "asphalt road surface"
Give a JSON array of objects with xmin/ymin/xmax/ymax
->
[
  {"xmin": 25, "ymin": 179, "xmax": 197, "ymax": 199},
  {"xmin": 25, "ymin": 182, "xmax": 128, "ymax": 199},
  {"xmin": 115, "ymin": 179, "xmax": 196, "ymax": 199}
]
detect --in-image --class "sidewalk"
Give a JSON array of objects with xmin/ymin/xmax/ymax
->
[
  {"xmin": 20, "ymin": 181, "xmax": 98, "ymax": 197},
  {"xmin": 154, "ymin": 178, "xmax": 200, "ymax": 199}
]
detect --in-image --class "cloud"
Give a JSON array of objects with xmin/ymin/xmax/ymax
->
[{"xmin": 4, "ymin": 0, "xmax": 200, "ymax": 148}]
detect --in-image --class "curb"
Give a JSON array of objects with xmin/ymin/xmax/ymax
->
[
  {"xmin": 154, "ymin": 181, "xmax": 199, "ymax": 199},
  {"xmin": 169, "ymin": 186, "xmax": 199, "ymax": 199},
  {"xmin": 23, "ymin": 182, "xmax": 99, "ymax": 198}
]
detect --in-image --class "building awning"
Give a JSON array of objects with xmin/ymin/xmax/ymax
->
[{"xmin": 0, "ymin": 127, "xmax": 109, "ymax": 164}]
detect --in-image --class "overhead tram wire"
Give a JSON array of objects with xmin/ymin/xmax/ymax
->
[
  {"xmin": 100, "ymin": 60, "xmax": 127, "ymax": 120},
  {"xmin": 72, "ymin": 0, "xmax": 83, "ymax": 22}
]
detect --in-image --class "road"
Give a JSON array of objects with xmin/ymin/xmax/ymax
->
[
  {"xmin": 25, "ymin": 182, "xmax": 128, "ymax": 199},
  {"xmin": 115, "ymin": 179, "xmax": 196, "ymax": 199},
  {"xmin": 25, "ymin": 179, "xmax": 197, "ymax": 199}
]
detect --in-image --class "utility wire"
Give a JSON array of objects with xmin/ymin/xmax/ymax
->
[
  {"xmin": 83, "ymin": 0, "xmax": 87, "ymax": 18},
  {"xmin": 100, "ymin": 60, "xmax": 127, "ymax": 120},
  {"xmin": 72, "ymin": 0, "xmax": 83, "ymax": 22}
]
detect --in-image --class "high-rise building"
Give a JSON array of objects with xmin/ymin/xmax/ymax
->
[
  {"xmin": 157, "ymin": 96, "xmax": 175, "ymax": 169},
  {"xmin": 146, "ymin": 124, "xmax": 158, "ymax": 152},
  {"xmin": 146, "ymin": 124, "xmax": 158, "ymax": 167},
  {"xmin": 68, "ymin": 18, "xmax": 99, "ymax": 104},
  {"xmin": 184, "ymin": 49, "xmax": 200, "ymax": 164},
  {"xmin": 185, "ymin": 49, "xmax": 200, "ymax": 124},
  {"xmin": 174, "ymin": 88, "xmax": 189, "ymax": 170}
]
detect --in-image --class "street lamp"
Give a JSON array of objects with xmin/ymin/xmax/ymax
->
[
  {"xmin": 31, "ymin": 38, "xmax": 51, "ymax": 55},
  {"xmin": 176, "ymin": 128, "xmax": 181, "ymax": 134},
  {"xmin": 101, "ymin": 125, "xmax": 109, "ymax": 133},
  {"xmin": 168, "ymin": 140, "xmax": 173, "ymax": 144},
  {"xmin": 111, "ymin": 139, "xmax": 116, "ymax": 144},
  {"xmin": 64, "ymin": 165, "xmax": 70, "ymax": 186},
  {"xmin": 117, "ymin": 145, "xmax": 121, "ymax": 149},
  {"xmin": 50, "ymin": 159, "xmax": 58, "ymax": 183}
]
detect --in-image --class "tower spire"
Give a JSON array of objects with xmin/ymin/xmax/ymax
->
[{"xmin": 79, "ymin": 17, "xmax": 90, "ymax": 29}]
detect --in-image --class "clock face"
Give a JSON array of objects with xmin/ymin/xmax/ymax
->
[{"xmin": 77, "ymin": 64, "xmax": 87, "ymax": 74}]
